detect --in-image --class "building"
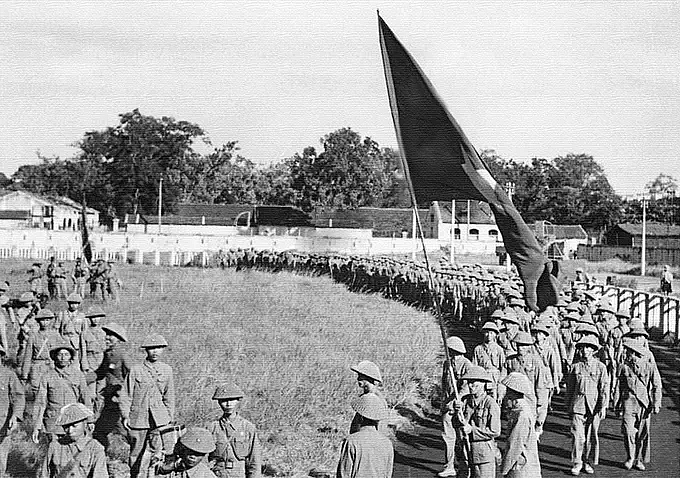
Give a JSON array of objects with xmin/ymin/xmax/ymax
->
[
  {"xmin": 604, "ymin": 223, "xmax": 680, "ymax": 249},
  {"xmin": 425, "ymin": 200, "xmax": 500, "ymax": 242},
  {"xmin": 312, "ymin": 207, "xmax": 429, "ymax": 238},
  {"xmin": 0, "ymin": 190, "xmax": 99, "ymax": 231},
  {"xmin": 530, "ymin": 220, "xmax": 589, "ymax": 260}
]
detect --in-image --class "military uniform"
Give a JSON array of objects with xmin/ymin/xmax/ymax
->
[
  {"xmin": 73, "ymin": 261, "xmax": 89, "ymax": 297},
  {"xmin": 0, "ymin": 356, "xmax": 25, "ymax": 475},
  {"xmin": 501, "ymin": 398, "xmax": 541, "ymax": 478},
  {"xmin": 566, "ymin": 347, "xmax": 609, "ymax": 474},
  {"xmin": 207, "ymin": 414, "xmax": 262, "ymax": 478},
  {"xmin": 120, "ymin": 356, "xmax": 175, "ymax": 478},
  {"xmin": 472, "ymin": 341, "xmax": 505, "ymax": 401},
  {"xmin": 81, "ymin": 323, "xmax": 106, "ymax": 373},
  {"xmin": 28, "ymin": 263, "xmax": 44, "ymax": 294},
  {"xmin": 34, "ymin": 364, "xmax": 92, "ymax": 436},
  {"xmin": 57, "ymin": 309, "xmax": 86, "ymax": 363},
  {"xmin": 21, "ymin": 327, "xmax": 61, "ymax": 393},
  {"xmin": 40, "ymin": 434, "xmax": 108, "ymax": 477},
  {"xmin": 460, "ymin": 392, "xmax": 501, "ymax": 478}
]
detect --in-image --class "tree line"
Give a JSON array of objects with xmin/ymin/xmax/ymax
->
[{"xmin": 7, "ymin": 109, "xmax": 676, "ymax": 234}]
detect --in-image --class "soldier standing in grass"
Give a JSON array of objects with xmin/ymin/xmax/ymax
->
[
  {"xmin": 21, "ymin": 308, "xmax": 61, "ymax": 395},
  {"xmin": 0, "ymin": 342, "xmax": 25, "ymax": 477},
  {"xmin": 33, "ymin": 343, "xmax": 92, "ymax": 444},
  {"xmin": 207, "ymin": 383, "xmax": 262, "ymax": 478},
  {"xmin": 57, "ymin": 293, "xmax": 86, "ymax": 365},
  {"xmin": 159, "ymin": 427, "xmax": 218, "ymax": 478},
  {"xmin": 39, "ymin": 403, "xmax": 107, "ymax": 478},
  {"xmin": 120, "ymin": 334, "xmax": 175, "ymax": 478},
  {"xmin": 46, "ymin": 257, "xmax": 57, "ymax": 300},
  {"xmin": 349, "ymin": 360, "xmax": 387, "ymax": 434},
  {"xmin": 72, "ymin": 257, "xmax": 89, "ymax": 298},
  {"xmin": 15, "ymin": 291, "xmax": 39, "ymax": 361},
  {"xmin": 28, "ymin": 262, "xmax": 44, "ymax": 295},
  {"xmin": 337, "ymin": 393, "xmax": 393, "ymax": 478},
  {"xmin": 93, "ymin": 322, "xmax": 131, "ymax": 449},
  {"xmin": 54, "ymin": 261, "xmax": 69, "ymax": 299},
  {"xmin": 81, "ymin": 307, "xmax": 107, "ymax": 377}
]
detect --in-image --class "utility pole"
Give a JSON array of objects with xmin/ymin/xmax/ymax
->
[
  {"xmin": 641, "ymin": 195, "xmax": 647, "ymax": 276},
  {"xmin": 505, "ymin": 182, "xmax": 516, "ymax": 272},
  {"xmin": 450, "ymin": 200, "xmax": 455, "ymax": 264},
  {"xmin": 158, "ymin": 176, "xmax": 163, "ymax": 235}
]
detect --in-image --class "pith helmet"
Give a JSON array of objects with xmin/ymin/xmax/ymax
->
[
  {"xmin": 575, "ymin": 336, "xmax": 600, "ymax": 350},
  {"xmin": 102, "ymin": 322, "xmax": 128, "ymax": 342},
  {"xmin": 615, "ymin": 308, "xmax": 631, "ymax": 319},
  {"xmin": 351, "ymin": 393, "xmax": 387, "ymax": 421},
  {"xmin": 55, "ymin": 403, "xmax": 93, "ymax": 427},
  {"xmin": 141, "ymin": 333, "xmax": 168, "ymax": 348},
  {"xmin": 66, "ymin": 293, "xmax": 82, "ymax": 303},
  {"xmin": 513, "ymin": 331, "xmax": 534, "ymax": 346},
  {"xmin": 597, "ymin": 302, "xmax": 616, "ymax": 314},
  {"xmin": 481, "ymin": 321, "xmax": 500, "ymax": 333},
  {"xmin": 19, "ymin": 292, "xmax": 34, "ymax": 303},
  {"xmin": 85, "ymin": 306, "xmax": 106, "ymax": 318},
  {"xmin": 584, "ymin": 290, "xmax": 598, "ymax": 301},
  {"xmin": 531, "ymin": 323, "xmax": 550, "ymax": 336},
  {"xmin": 50, "ymin": 342, "xmax": 76, "ymax": 360},
  {"xmin": 566, "ymin": 302, "xmax": 580, "ymax": 312},
  {"xmin": 446, "ymin": 336, "xmax": 466, "ymax": 354},
  {"xmin": 179, "ymin": 427, "xmax": 216, "ymax": 454},
  {"xmin": 212, "ymin": 383, "xmax": 245, "ymax": 400},
  {"xmin": 575, "ymin": 323, "xmax": 600, "ymax": 337},
  {"xmin": 625, "ymin": 320, "xmax": 649, "ymax": 338},
  {"xmin": 461, "ymin": 365, "xmax": 492, "ymax": 382},
  {"xmin": 623, "ymin": 340, "xmax": 646, "ymax": 357},
  {"xmin": 503, "ymin": 314, "xmax": 521, "ymax": 325},
  {"xmin": 490, "ymin": 309, "xmax": 505, "ymax": 319},
  {"xmin": 350, "ymin": 360, "xmax": 383, "ymax": 383},
  {"xmin": 509, "ymin": 297, "xmax": 526, "ymax": 307},
  {"xmin": 502, "ymin": 372, "xmax": 533, "ymax": 397},
  {"xmin": 36, "ymin": 308, "xmax": 55, "ymax": 321}
]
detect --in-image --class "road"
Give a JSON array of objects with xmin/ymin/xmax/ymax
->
[{"xmin": 393, "ymin": 334, "xmax": 680, "ymax": 477}]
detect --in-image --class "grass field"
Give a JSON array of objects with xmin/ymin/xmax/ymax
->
[{"xmin": 0, "ymin": 260, "xmax": 442, "ymax": 477}]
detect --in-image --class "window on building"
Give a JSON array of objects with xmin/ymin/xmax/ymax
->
[
  {"xmin": 469, "ymin": 228, "xmax": 479, "ymax": 241},
  {"xmin": 454, "ymin": 228, "xmax": 461, "ymax": 240},
  {"xmin": 489, "ymin": 229, "xmax": 499, "ymax": 241}
]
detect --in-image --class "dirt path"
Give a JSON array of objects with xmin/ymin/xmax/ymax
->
[{"xmin": 394, "ymin": 335, "xmax": 680, "ymax": 477}]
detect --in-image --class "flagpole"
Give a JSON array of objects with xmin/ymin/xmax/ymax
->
[{"xmin": 450, "ymin": 200, "xmax": 455, "ymax": 264}]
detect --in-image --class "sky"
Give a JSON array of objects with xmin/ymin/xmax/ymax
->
[{"xmin": 1, "ymin": 0, "xmax": 678, "ymax": 197}]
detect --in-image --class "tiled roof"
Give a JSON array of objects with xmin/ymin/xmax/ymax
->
[
  {"xmin": 437, "ymin": 201, "xmax": 496, "ymax": 225},
  {"xmin": 616, "ymin": 222, "xmax": 680, "ymax": 237},
  {"xmin": 312, "ymin": 207, "xmax": 429, "ymax": 236}
]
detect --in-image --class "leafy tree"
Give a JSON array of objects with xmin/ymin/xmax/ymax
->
[
  {"xmin": 286, "ymin": 128, "xmax": 399, "ymax": 212},
  {"xmin": 645, "ymin": 173, "xmax": 678, "ymax": 199}
]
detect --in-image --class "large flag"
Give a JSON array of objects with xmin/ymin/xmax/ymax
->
[
  {"xmin": 81, "ymin": 202, "xmax": 93, "ymax": 264},
  {"xmin": 378, "ymin": 15, "xmax": 559, "ymax": 311}
]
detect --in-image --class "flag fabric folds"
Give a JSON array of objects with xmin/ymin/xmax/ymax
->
[{"xmin": 378, "ymin": 15, "xmax": 559, "ymax": 311}]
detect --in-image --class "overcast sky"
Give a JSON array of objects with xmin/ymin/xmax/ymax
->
[{"xmin": 1, "ymin": 0, "xmax": 678, "ymax": 196}]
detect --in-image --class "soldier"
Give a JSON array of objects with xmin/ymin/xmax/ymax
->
[
  {"xmin": 81, "ymin": 307, "xmax": 107, "ymax": 377},
  {"xmin": 565, "ymin": 336, "xmax": 609, "ymax": 476},
  {"xmin": 39, "ymin": 403, "xmax": 107, "ymax": 478},
  {"xmin": 618, "ymin": 340, "xmax": 662, "ymax": 470},
  {"xmin": 21, "ymin": 308, "xmax": 61, "ymax": 395},
  {"xmin": 28, "ymin": 262, "xmax": 44, "ymax": 295},
  {"xmin": 72, "ymin": 257, "xmax": 89, "ymax": 298},
  {"xmin": 531, "ymin": 323, "xmax": 561, "ymax": 421},
  {"xmin": 439, "ymin": 336, "xmax": 473, "ymax": 478},
  {"xmin": 120, "ymin": 334, "xmax": 175, "ymax": 478},
  {"xmin": 505, "ymin": 332, "xmax": 550, "ymax": 436},
  {"xmin": 608, "ymin": 309, "xmax": 630, "ymax": 412},
  {"xmin": 660, "ymin": 264, "xmax": 673, "ymax": 296},
  {"xmin": 500, "ymin": 373, "xmax": 541, "ymax": 478},
  {"xmin": 159, "ymin": 427, "xmax": 218, "ymax": 478},
  {"xmin": 349, "ymin": 360, "xmax": 387, "ymax": 434},
  {"xmin": 32, "ymin": 343, "xmax": 92, "ymax": 444},
  {"xmin": 473, "ymin": 321, "xmax": 505, "ymax": 403},
  {"xmin": 0, "ymin": 343, "xmax": 25, "ymax": 476},
  {"xmin": 452, "ymin": 366, "xmax": 501, "ymax": 478},
  {"xmin": 93, "ymin": 322, "xmax": 131, "ymax": 449},
  {"xmin": 106, "ymin": 260, "xmax": 121, "ymax": 300},
  {"xmin": 498, "ymin": 314, "xmax": 520, "ymax": 356},
  {"xmin": 206, "ymin": 383, "xmax": 262, "ymax": 478},
  {"xmin": 53, "ymin": 261, "xmax": 69, "ymax": 299},
  {"xmin": 15, "ymin": 291, "xmax": 39, "ymax": 361},
  {"xmin": 337, "ymin": 393, "xmax": 393, "ymax": 478},
  {"xmin": 0, "ymin": 296, "xmax": 9, "ymax": 353},
  {"xmin": 46, "ymin": 257, "xmax": 57, "ymax": 299},
  {"xmin": 57, "ymin": 293, "xmax": 86, "ymax": 365},
  {"xmin": 90, "ymin": 260, "xmax": 109, "ymax": 301}
]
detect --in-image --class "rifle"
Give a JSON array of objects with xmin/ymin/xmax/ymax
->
[{"xmin": 446, "ymin": 359, "xmax": 471, "ymax": 465}]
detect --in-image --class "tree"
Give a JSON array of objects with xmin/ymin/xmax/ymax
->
[
  {"xmin": 286, "ymin": 128, "xmax": 399, "ymax": 212},
  {"xmin": 645, "ymin": 173, "xmax": 678, "ymax": 200}
]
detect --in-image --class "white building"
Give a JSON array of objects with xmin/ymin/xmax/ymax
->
[
  {"xmin": 426, "ymin": 200, "xmax": 501, "ymax": 242},
  {"xmin": 0, "ymin": 190, "xmax": 100, "ymax": 231}
]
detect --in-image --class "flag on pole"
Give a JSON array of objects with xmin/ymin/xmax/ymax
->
[
  {"xmin": 378, "ymin": 14, "xmax": 559, "ymax": 311},
  {"xmin": 81, "ymin": 202, "xmax": 93, "ymax": 264}
]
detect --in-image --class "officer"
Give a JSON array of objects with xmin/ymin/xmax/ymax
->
[
  {"xmin": 207, "ymin": 383, "xmax": 262, "ymax": 478},
  {"xmin": 32, "ymin": 343, "xmax": 92, "ymax": 444},
  {"xmin": 349, "ymin": 360, "xmax": 387, "ymax": 433},
  {"xmin": 39, "ymin": 403, "xmax": 107, "ymax": 477},
  {"xmin": 565, "ymin": 336, "xmax": 609, "ymax": 476},
  {"xmin": 120, "ymin": 333, "xmax": 175, "ymax": 478},
  {"xmin": 20, "ymin": 308, "xmax": 61, "ymax": 395},
  {"xmin": 452, "ymin": 366, "xmax": 500, "ymax": 478},
  {"xmin": 473, "ymin": 321, "xmax": 505, "ymax": 403},
  {"xmin": 93, "ymin": 322, "xmax": 131, "ymax": 449},
  {"xmin": 618, "ymin": 339, "xmax": 662, "ymax": 471},
  {"xmin": 0, "ymin": 343, "xmax": 24, "ymax": 476},
  {"xmin": 158, "ymin": 427, "xmax": 218, "ymax": 478},
  {"xmin": 439, "ymin": 336, "xmax": 474, "ymax": 478},
  {"xmin": 57, "ymin": 293, "xmax": 86, "ymax": 365},
  {"xmin": 337, "ymin": 393, "xmax": 393, "ymax": 478}
]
